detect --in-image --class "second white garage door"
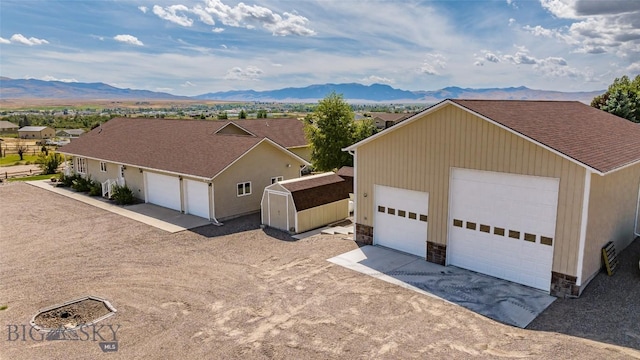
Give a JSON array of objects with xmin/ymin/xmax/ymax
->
[
  {"xmin": 146, "ymin": 172, "xmax": 181, "ymax": 211},
  {"xmin": 374, "ymin": 185, "xmax": 429, "ymax": 257},
  {"xmin": 183, "ymin": 179, "xmax": 210, "ymax": 219},
  {"xmin": 448, "ymin": 168, "xmax": 559, "ymax": 291}
]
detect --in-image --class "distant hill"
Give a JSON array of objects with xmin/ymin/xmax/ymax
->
[
  {"xmin": 0, "ymin": 78, "xmax": 187, "ymax": 100},
  {"xmin": 0, "ymin": 77, "xmax": 603, "ymax": 103},
  {"xmin": 197, "ymin": 83, "xmax": 603, "ymax": 103}
]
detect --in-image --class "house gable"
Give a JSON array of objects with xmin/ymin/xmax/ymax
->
[{"xmin": 215, "ymin": 122, "xmax": 256, "ymax": 136}]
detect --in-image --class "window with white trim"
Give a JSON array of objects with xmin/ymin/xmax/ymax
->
[
  {"xmin": 237, "ymin": 181, "xmax": 251, "ymax": 196},
  {"xmin": 76, "ymin": 157, "xmax": 88, "ymax": 174},
  {"xmin": 100, "ymin": 161, "xmax": 107, "ymax": 172},
  {"xmin": 271, "ymin": 176, "xmax": 283, "ymax": 184}
]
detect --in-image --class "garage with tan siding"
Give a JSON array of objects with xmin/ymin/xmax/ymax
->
[{"xmin": 345, "ymin": 99, "xmax": 640, "ymax": 297}]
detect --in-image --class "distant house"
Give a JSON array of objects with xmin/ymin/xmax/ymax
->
[
  {"xmin": 59, "ymin": 117, "xmax": 310, "ymax": 222},
  {"xmin": 18, "ymin": 126, "xmax": 55, "ymax": 139},
  {"xmin": 56, "ymin": 129, "xmax": 85, "ymax": 138},
  {"xmin": 0, "ymin": 121, "xmax": 19, "ymax": 134},
  {"xmin": 368, "ymin": 112, "xmax": 414, "ymax": 130},
  {"xmin": 346, "ymin": 99, "xmax": 640, "ymax": 298}
]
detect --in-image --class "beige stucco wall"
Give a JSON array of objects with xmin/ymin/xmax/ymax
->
[
  {"xmin": 213, "ymin": 141, "xmax": 305, "ymax": 220},
  {"xmin": 288, "ymin": 146, "xmax": 312, "ymax": 162},
  {"xmin": 583, "ymin": 163, "xmax": 640, "ymax": 283},
  {"xmin": 355, "ymin": 104, "xmax": 587, "ymax": 276},
  {"xmin": 81, "ymin": 158, "xmax": 145, "ymax": 199},
  {"xmin": 85, "ymin": 158, "xmax": 119, "ymax": 184},
  {"xmin": 296, "ymin": 198, "xmax": 349, "ymax": 233}
]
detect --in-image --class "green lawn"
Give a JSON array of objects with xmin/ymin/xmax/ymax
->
[
  {"xmin": 0, "ymin": 154, "xmax": 40, "ymax": 166},
  {"xmin": 7, "ymin": 174, "xmax": 56, "ymax": 182}
]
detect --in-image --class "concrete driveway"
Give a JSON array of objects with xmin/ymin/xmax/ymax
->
[{"xmin": 329, "ymin": 245, "xmax": 555, "ymax": 328}]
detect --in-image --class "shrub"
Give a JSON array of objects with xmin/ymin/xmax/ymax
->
[
  {"xmin": 88, "ymin": 180, "xmax": 102, "ymax": 196},
  {"xmin": 58, "ymin": 173, "xmax": 80, "ymax": 187},
  {"xmin": 36, "ymin": 152, "xmax": 64, "ymax": 174},
  {"xmin": 111, "ymin": 184, "xmax": 135, "ymax": 205},
  {"xmin": 71, "ymin": 176, "xmax": 93, "ymax": 192}
]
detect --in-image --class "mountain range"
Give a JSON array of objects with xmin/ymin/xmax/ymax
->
[{"xmin": 0, "ymin": 77, "xmax": 603, "ymax": 103}]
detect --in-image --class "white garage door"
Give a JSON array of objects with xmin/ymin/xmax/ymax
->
[
  {"xmin": 448, "ymin": 168, "xmax": 559, "ymax": 291},
  {"xmin": 184, "ymin": 179, "xmax": 210, "ymax": 219},
  {"xmin": 374, "ymin": 185, "xmax": 429, "ymax": 257},
  {"xmin": 146, "ymin": 172, "xmax": 181, "ymax": 211}
]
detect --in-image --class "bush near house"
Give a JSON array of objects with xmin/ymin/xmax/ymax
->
[
  {"xmin": 57, "ymin": 173, "xmax": 81, "ymax": 187},
  {"xmin": 111, "ymin": 184, "xmax": 135, "ymax": 205},
  {"xmin": 36, "ymin": 152, "xmax": 64, "ymax": 174},
  {"xmin": 71, "ymin": 176, "xmax": 93, "ymax": 192}
]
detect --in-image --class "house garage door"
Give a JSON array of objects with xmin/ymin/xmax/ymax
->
[
  {"xmin": 374, "ymin": 185, "xmax": 429, "ymax": 257},
  {"xmin": 184, "ymin": 179, "xmax": 210, "ymax": 219},
  {"xmin": 448, "ymin": 168, "xmax": 559, "ymax": 291},
  {"xmin": 146, "ymin": 172, "xmax": 181, "ymax": 211}
]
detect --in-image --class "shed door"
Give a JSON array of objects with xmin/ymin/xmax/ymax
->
[
  {"xmin": 268, "ymin": 192, "xmax": 289, "ymax": 231},
  {"xmin": 374, "ymin": 185, "xmax": 429, "ymax": 257},
  {"xmin": 184, "ymin": 179, "xmax": 210, "ymax": 219},
  {"xmin": 448, "ymin": 168, "xmax": 559, "ymax": 291},
  {"xmin": 146, "ymin": 172, "xmax": 181, "ymax": 211}
]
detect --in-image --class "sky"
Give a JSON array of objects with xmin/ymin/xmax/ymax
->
[{"xmin": 1, "ymin": 0, "xmax": 639, "ymax": 96}]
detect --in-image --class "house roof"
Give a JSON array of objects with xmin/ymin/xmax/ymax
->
[
  {"xmin": 0, "ymin": 121, "xmax": 19, "ymax": 130},
  {"xmin": 59, "ymin": 117, "xmax": 309, "ymax": 179},
  {"xmin": 336, "ymin": 166, "xmax": 354, "ymax": 178},
  {"xmin": 346, "ymin": 99, "xmax": 640, "ymax": 175},
  {"xmin": 280, "ymin": 173, "xmax": 350, "ymax": 211},
  {"xmin": 19, "ymin": 126, "xmax": 50, "ymax": 132},
  {"xmin": 57, "ymin": 129, "xmax": 85, "ymax": 136},
  {"xmin": 369, "ymin": 112, "xmax": 413, "ymax": 122},
  {"xmin": 233, "ymin": 118, "xmax": 308, "ymax": 148}
]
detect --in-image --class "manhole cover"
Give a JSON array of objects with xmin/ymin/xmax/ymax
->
[{"xmin": 30, "ymin": 296, "xmax": 116, "ymax": 331}]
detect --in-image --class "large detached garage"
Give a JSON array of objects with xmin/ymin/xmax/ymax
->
[
  {"xmin": 346, "ymin": 99, "xmax": 640, "ymax": 298},
  {"xmin": 261, "ymin": 173, "xmax": 350, "ymax": 234}
]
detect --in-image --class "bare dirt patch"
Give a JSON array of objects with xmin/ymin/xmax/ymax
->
[
  {"xmin": 1, "ymin": 182, "xmax": 639, "ymax": 359},
  {"xmin": 33, "ymin": 299, "xmax": 113, "ymax": 330}
]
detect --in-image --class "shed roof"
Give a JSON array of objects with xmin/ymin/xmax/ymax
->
[
  {"xmin": 280, "ymin": 173, "xmax": 350, "ymax": 211},
  {"xmin": 19, "ymin": 126, "xmax": 50, "ymax": 132},
  {"xmin": 59, "ymin": 117, "xmax": 309, "ymax": 179},
  {"xmin": 336, "ymin": 166, "xmax": 354, "ymax": 178},
  {"xmin": 346, "ymin": 99, "xmax": 640, "ymax": 175}
]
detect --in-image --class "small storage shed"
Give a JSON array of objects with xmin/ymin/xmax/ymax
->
[{"xmin": 261, "ymin": 172, "xmax": 350, "ymax": 233}]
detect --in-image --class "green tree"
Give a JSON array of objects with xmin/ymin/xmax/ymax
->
[
  {"xmin": 353, "ymin": 119, "xmax": 377, "ymax": 143},
  {"xmin": 256, "ymin": 109, "xmax": 268, "ymax": 118},
  {"xmin": 218, "ymin": 111, "xmax": 228, "ymax": 120},
  {"xmin": 36, "ymin": 152, "xmax": 64, "ymax": 174},
  {"xmin": 239, "ymin": 109, "xmax": 248, "ymax": 119},
  {"xmin": 591, "ymin": 75, "xmax": 639, "ymax": 123},
  {"xmin": 305, "ymin": 92, "xmax": 361, "ymax": 171},
  {"xmin": 16, "ymin": 140, "xmax": 28, "ymax": 161}
]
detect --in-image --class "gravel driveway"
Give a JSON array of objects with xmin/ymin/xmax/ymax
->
[{"xmin": 1, "ymin": 182, "xmax": 639, "ymax": 359}]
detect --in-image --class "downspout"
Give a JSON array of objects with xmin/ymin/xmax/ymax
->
[
  {"xmin": 347, "ymin": 149, "xmax": 356, "ymax": 241},
  {"xmin": 209, "ymin": 182, "xmax": 223, "ymax": 226}
]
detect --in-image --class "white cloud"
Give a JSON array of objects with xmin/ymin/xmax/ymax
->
[
  {"xmin": 181, "ymin": 81, "xmax": 196, "ymax": 87},
  {"xmin": 223, "ymin": 65, "xmax": 264, "ymax": 80},
  {"xmin": 152, "ymin": 0, "xmax": 316, "ymax": 36},
  {"xmin": 156, "ymin": 87, "xmax": 174, "ymax": 92},
  {"xmin": 212, "ymin": 27, "xmax": 225, "ymax": 33},
  {"xmin": 536, "ymin": 0, "xmax": 640, "ymax": 62},
  {"xmin": 138, "ymin": 6, "xmax": 148, "ymax": 14},
  {"xmin": 9, "ymin": 34, "xmax": 49, "ymax": 46},
  {"xmin": 360, "ymin": 75, "xmax": 394, "ymax": 84},
  {"xmin": 522, "ymin": 25, "xmax": 558, "ymax": 37},
  {"xmin": 508, "ymin": 18, "xmax": 516, "ymax": 26},
  {"xmin": 0, "ymin": 37, "xmax": 10, "ymax": 44},
  {"xmin": 114, "ymin": 34, "xmax": 144, "ymax": 46},
  {"xmin": 40, "ymin": 75, "xmax": 78, "ymax": 82},
  {"xmin": 152, "ymin": 4, "xmax": 194, "ymax": 27},
  {"xmin": 419, "ymin": 53, "xmax": 447, "ymax": 75}
]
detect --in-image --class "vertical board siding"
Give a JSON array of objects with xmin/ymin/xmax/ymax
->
[
  {"xmin": 356, "ymin": 105, "xmax": 586, "ymax": 276},
  {"xmin": 584, "ymin": 164, "xmax": 640, "ymax": 281},
  {"xmin": 296, "ymin": 199, "xmax": 349, "ymax": 233}
]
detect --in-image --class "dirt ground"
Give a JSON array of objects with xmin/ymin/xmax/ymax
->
[{"xmin": 1, "ymin": 182, "xmax": 639, "ymax": 359}]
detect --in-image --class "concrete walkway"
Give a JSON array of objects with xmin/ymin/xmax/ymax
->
[
  {"xmin": 328, "ymin": 246, "xmax": 556, "ymax": 328},
  {"xmin": 27, "ymin": 180, "xmax": 211, "ymax": 233}
]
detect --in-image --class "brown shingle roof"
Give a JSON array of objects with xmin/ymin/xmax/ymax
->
[
  {"xmin": 233, "ymin": 118, "xmax": 308, "ymax": 148},
  {"xmin": 450, "ymin": 100, "xmax": 640, "ymax": 174},
  {"xmin": 280, "ymin": 173, "xmax": 350, "ymax": 211},
  {"xmin": 59, "ymin": 117, "xmax": 305, "ymax": 179}
]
